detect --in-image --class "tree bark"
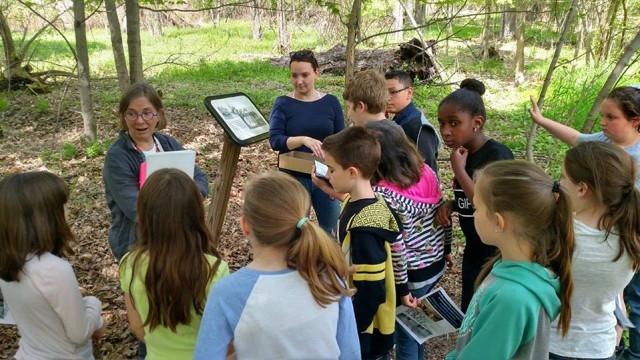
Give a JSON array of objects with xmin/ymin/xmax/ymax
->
[
  {"xmin": 414, "ymin": 1, "xmax": 425, "ymax": 25},
  {"xmin": 393, "ymin": 0, "xmax": 403, "ymax": 42},
  {"xmin": 481, "ymin": 0, "xmax": 492, "ymax": 60},
  {"xmin": 276, "ymin": 0, "xmax": 288, "ymax": 53},
  {"xmin": 598, "ymin": 0, "xmax": 619, "ymax": 63},
  {"xmin": 581, "ymin": 29, "xmax": 640, "ymax": 133},
  {"xmin": 151, "ymin": 0, "xmax": 163, "ymax": 37},
  {"xmin": 73, "ymin": 0, "xmax": 97, "ymax": 142},
  {"xmin": 105, "ymin": 0, "xmax": 129, "ymax": 92},
  {"xmin": 252, "ymin": 0, "xmax": 262, "ymax": 41},
  {"xmin": 125, "ymin": 0, "xmax": 144, "ymax": 83},
  {"xmin": 500, "ymin": 4, "xmax": 516, "ymax": 39},
  {"xmin": 582, "ymin": 15, "xmax": 591, "ymax": 65},
  {"xmin": 525, "ymin": 0, "xmax": 580, "ymax": 161},
  {"xmin": 345, "ymin": 0, "xmax": 361, "ymax": 84},
  {"xmin": 514, "ymin": 0, "xmax": 525, "ymax": 85},
  {"xmin": 0, "ymin": 8, "xmax": 30, "ymax": 81}
]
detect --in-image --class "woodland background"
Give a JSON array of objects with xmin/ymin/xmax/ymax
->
[{"xmin": 1, "ymin": 0, "xmax": 640, "ymax": 358}]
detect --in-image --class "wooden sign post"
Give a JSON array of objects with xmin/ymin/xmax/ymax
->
[
  {"xmin": 207, "ymin": 134, "xmax": 242, "ymax": 246},
  {"xmin": 204, "ymin": 93, "xmax": 269, "ymax": 243}
]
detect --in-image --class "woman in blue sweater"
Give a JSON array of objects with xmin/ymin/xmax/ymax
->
[{"xmin": 269, "ymin": 49, "xmax": 345, "ymax": 235}]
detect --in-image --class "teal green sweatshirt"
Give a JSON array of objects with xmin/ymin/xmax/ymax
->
[{"xmin": 446, "ymin": 260, "xmax": 561, "ymax": 360}]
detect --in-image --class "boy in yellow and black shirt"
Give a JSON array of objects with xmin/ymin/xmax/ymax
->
[{"xmin": 322, "ymin": 126, "xmax": 403, "ymax": 359}]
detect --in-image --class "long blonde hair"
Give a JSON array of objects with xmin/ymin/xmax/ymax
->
[{"xmin": 242, "ymin": 171, "xmax": 351, "ymax": 306}]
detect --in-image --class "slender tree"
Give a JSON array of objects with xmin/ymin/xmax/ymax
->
[
  {"xmin": 276, "ymin": 0, "xmax": 288, "ymax": 52},
  {"xmin": 581, "ymin": 29, "xmax": 640, "ymax": 133},
  {"xmin": 105, "ymin": 0, "xmax": 130, "ymax": 92},
  {"xmin": 73, "ymin": 0, "xmax": 97, "ymax": 141},
  {"xmin": 345, "ymin": 0, "xmax": 361, "ymax": 83},
  {"xmin": 125, "ymin": 0, "xmax": 144, "ymax": 83},
  {"xmin": 514, "ymin": 0, "xmax": 525, "ymax": 85},
  {"xmin": 525, "ymin": 0, "xmax": 580, "ymax": 161}
]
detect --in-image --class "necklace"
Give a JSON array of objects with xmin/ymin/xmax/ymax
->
[{"xmin": 292, "ymin": 90, "xmax": 321, "ymax": 101}]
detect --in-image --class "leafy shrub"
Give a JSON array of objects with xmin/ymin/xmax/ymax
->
[
  {"xmin": 61, "ymin": 142, "xmax": 77, "ymax": 160},
  {"xmin": 35, "ymin": 98, "xmax": 49, "ymax": 114}
]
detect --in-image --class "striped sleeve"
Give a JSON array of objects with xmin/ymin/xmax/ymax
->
[{"xmin": 390, "ymin": 232, "xmax": 409, "ymax": 296}]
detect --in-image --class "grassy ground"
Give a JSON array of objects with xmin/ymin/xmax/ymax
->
[{"xmin": 2, "ymin": 18, "xmax": 640, "ymax": 359}]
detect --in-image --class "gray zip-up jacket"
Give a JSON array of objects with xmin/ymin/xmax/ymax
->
[{"xmin": 103, "ymin": 131, "xmax": 208, "ymax": 261}]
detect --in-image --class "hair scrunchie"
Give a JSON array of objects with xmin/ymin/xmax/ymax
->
[{"xmin": 296, "ymin": 217, "xmax": 309, "ymax": 229}]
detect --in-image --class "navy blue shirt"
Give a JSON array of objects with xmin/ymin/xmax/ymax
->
[{"xmin": 268, "ymin": 94, "xmax": 345, "ymax": 154}]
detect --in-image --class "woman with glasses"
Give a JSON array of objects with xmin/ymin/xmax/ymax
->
[
  {"xmin": 103, "ymin": 82, "xmax": 208, "ymax": 263},
  {"xmin": 269, "ymin": 49, "xmax": 345, "ymax": 236}
]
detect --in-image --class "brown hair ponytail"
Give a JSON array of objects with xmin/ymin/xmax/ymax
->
[
  {"xmin": 243, "ymin": 171, "xmax": 351, "ymax": 306},
  {"xmin": 565, "ymin": 141, "xmax": 640, "ymax": 271},
  {"xmin": 474, "ymin": 160, "xmax": 574, "ymax": 336}
]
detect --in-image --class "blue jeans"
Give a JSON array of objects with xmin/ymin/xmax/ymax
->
[
  {"xmin": 394, "ymin": 282, "xmax": 438, "ymax": 360},
  {"xmin": 291, "ymin": 174, "xmax": 340, "ymax": 236},
  {"xmin": 461, "ymin": 258, "xmax": 482, "ymax": 314},
  {"xmin": 624, "ymin": 273, "xmax": 640, "ymax": 359}
]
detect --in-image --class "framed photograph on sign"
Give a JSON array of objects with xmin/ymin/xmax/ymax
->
[{"xmin": 204, "ymin": 93, "xmax": 270, "ymax": 146}]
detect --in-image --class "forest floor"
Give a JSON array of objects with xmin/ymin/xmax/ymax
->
[{"xmin": 0, "ymin": 79, "xmax": 463, "ymax": 359}]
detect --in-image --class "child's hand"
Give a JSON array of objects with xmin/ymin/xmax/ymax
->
[
  {"xmin": 436, "ymin": 201, "xmax": 453, "ymax": 226},
  {"xmin": 444, "ymin": 254, "xmax": 454, "ymax": 270},
  {"xmin": 92, "ymin": 320, "xmax": 106, "ymax": 340},
  {"xmin": 450, "ymin": 147, "xmax": 468, "ymax": 173},
  {"xmin": 401, "ymin": 294, "xmax": 419, "ymax": 309},
  {"xmin": 529, "ymin": 95, "xmax": 544, "ymax": 125}
]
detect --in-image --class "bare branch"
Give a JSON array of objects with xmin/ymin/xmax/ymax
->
[
  {"xmin": 358, "ymin": 8, "xmax": 549, "ymax": 44},
  {"xmin": 19, "ymin": 10, "xmax": 68, "ymax": 61},
  {"xmin": 16, "ymin": 0, "xmax": 77, "ymax": 61}
]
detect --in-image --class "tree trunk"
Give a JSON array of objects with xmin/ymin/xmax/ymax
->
[
  {"xmin": 405, "ymin": 0, "xmax": 414, "ymax": 23},
  {"xmin": 345, "ymin": 0, "xmax": 361, "ymax": 84},
  {"xmin": 150, "ymin": 0, "xmax": 163, "ymax": 37},
  {"xmin": 125, "ymin": 0, "xmax": 144, "ymax": 83},
  {"xmin": 481, "ymin": 0, "xmax": 492, "ymax": 60},
  {"xmin": 276, "ymin": 0, "xmax": 288, "ymax": 53},
  {"xmin": 414, "ymin": 1, "xmax": 425, "ymax": 25},
  {"xmin": 105, "ymin": 0, "xmax": 129, "ymax": 92},
  {"xmin": 445, "ymin": 4, "xmax": 452, "ymax": 56},
  {"xmin": 598, "ymin": 0, "xmax": 619, "ymax": 63},
  {"xmin": 73, "ymin": 0, "xmax": 97, "ymax": 142},
  {"xmin": 393, "ymin": 0, "xmax": 403, "ymax": 42},
  {"xmin": 252, "ymin": 0, "xmax": 262, "ymax": 41},
  {"xmin": 514, "ymin": 0, "xmax": 525, "ymax": 85},
  {"xmin": 582, "ymin": 15, "xmax": 591, "ymax": 66},
  {"xmin": 525, "ymin": 0, "xmax": 580, "ymax": 161},
  {"xmin": 581, "ymin": 29, "xmax": 640, "ymax": 133},
  {"xmin": 0, "ymin": 8, "xmax": 30, "ymax": 81},
  {"xmin": 501, "ymin": 4, "xmax": 516, "ymax": 39}
]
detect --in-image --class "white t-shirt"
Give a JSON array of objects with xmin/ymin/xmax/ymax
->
[
  {"xmin": 0, "ymin": 253, "xmax": 104, "ymax": 360},
  {"xmin": 549, "ymin": 220, "xmax": 634, "ymax": 358}
]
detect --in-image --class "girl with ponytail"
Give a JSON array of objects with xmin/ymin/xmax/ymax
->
[
  {"xmin": 549, "ymin": 141, "xmax": 640, "ymax": 359},
  {"xmin": 194, "ymin": 171, "xmax": 359, "ymax": 360},
  {"xmin": 447, "ymin": 160, "xmax": 575, "ymax": 360}
]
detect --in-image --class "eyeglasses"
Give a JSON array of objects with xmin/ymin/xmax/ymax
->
[
  {"xmin": 389, "ymin": 87, "xmax": 410, "ymax": 96},
  {"xmin": 124, "ymin": 111, "xmax": 157, "ymax": 121}
]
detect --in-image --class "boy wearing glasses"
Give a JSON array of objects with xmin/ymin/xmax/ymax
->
[{"xmin": 385, "ymin": 70, "xmax": 441, "ymax": 174}]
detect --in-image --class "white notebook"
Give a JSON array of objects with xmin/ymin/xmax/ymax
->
[{"xmin": 145, "ymin": 150, "xmax": 196, "ymax": 180}]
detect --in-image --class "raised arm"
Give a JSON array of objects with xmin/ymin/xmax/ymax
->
[{"xmin": 529, "ymin": 95, "xmax": 580, "ymax": 146}]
